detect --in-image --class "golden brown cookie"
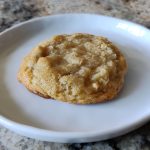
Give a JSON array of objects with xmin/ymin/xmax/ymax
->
[{"xmin": 17, "ymin": 33, "xmax": 127, "ymax": 104}]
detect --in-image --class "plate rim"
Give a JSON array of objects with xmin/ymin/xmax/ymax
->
[
  {"xmin": 0, "ymin": 115, "xmax": 150, "ymax": 143},
  {"xmin": 0, "ymin": 13, "xmax": 150, "ymax": 143},
  {"xmin": 0, "ymin": 13, "xmax": 150, "ymax": 37}
]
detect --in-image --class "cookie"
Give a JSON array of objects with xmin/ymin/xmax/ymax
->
[{"xmin": 17, "ymin": 33, "xmax": 127, "ymax": 104}]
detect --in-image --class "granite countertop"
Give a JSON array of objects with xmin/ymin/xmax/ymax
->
[{"xmin": 0, "ymin": 0, "xmax": 150, "ymax": 149}]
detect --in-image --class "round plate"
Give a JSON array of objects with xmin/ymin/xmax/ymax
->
[{"xmin": 0, "ymin": 14, "xmax": 150, "ymax": 143}]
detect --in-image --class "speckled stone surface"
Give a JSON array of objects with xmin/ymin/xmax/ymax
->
[{"xmin": 0, "ymin": 0, "xmax": 150, "ymax": 149}]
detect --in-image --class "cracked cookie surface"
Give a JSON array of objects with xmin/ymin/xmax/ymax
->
[{"xmin": 17, "ymin": 33, "xmax": 127, "ymax": 104}]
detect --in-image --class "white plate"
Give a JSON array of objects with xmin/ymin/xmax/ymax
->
[{"xmin": 0, "ymin": 14, "xmax": 150, "ymax": 143}]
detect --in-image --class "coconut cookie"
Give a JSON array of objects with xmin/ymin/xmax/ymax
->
[{"xmin": 17, "ymin": 33, "xmax": 127, "ymax": 104}]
